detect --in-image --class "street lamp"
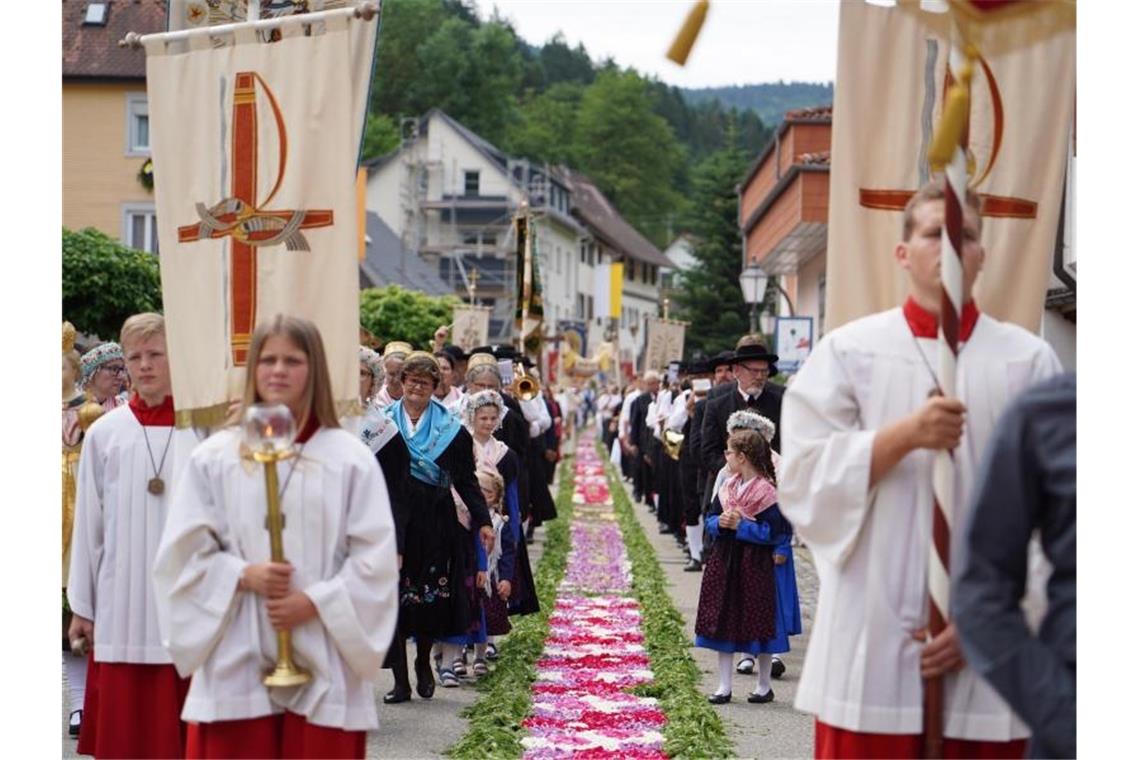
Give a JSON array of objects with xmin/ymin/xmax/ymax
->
[
  {"xmin": 738, "ymin": 264, "xmax": 769, "ymax": 334},
  {"xmin": 759, "ymin": 310, "xmax": 776, "ymax": 338}
]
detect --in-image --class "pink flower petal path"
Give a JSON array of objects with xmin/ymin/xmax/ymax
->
[{"xmin": 521, "ymin": 435, "xmax": 667, "ymax": 759}]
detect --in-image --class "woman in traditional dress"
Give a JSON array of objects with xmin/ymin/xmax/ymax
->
[
  {"xmin": 382, "ymin": 352, "xmax": 493, "ymax": 702},
  {"xmin": 153, "ymin": 315, "xmax": 399, "ymax": 759}
]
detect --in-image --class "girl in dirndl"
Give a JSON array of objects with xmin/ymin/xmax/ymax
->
[{"xmin": 695, "ymin": 421, "xmax": 796, "ymax": 705}]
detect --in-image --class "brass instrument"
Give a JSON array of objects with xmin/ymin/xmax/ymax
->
[
  {"xmin": 663, "ymin": 428, "xmax": 685, "ymax": 460},
  {"xmin": 510, "ymin": 363, "xmax": 540, "ymax": 401}
]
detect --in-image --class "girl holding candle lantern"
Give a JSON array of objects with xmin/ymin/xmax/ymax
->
[{"xmin": 154, "ymin": 315, "xmax": 400, "ymax": 759}]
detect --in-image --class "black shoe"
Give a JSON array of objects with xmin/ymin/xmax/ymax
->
[
  {"xmin": 383, "ymin": 687, "xmax": 412, "ymax": 704},
  {"xmin": 748, "ymin": 689, "xmax": 775, "ymax": 704},
  {"xmin": 68, "ymin": 710, "xmax": 82, "ymax": 738},
  {"xmin": 771, "ymin": 656, "xmax": 786, "ymax": 680},
  {"xmin": 736, "ymin": 656, "xmax": 755, "ymax": 675},
  {"xmin": 683, "ymin": 558, "xmax": 703, "ymax": 572},
  {"xmin": 707, "ymin": 692, "xmax": 732, "ymax": 704},
  {"xmin": 415, "ymin": 660, "xmax": 435, "ymax": 699}
]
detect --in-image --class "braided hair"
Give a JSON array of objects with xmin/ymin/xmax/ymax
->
[{"xmin": 727, "ymin": 428, "xmax": 777, "ymax": 486}]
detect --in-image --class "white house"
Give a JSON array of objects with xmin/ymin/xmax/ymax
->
[
  {"xmin": 364, "ymin": 109, "xmax": 585, "ymax": 344},
  {"xmin": 559, "ymin": 169, "xmax": 673, "ymax": 377}
]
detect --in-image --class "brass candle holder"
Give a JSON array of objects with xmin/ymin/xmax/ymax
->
[{"xmin": 242, "ymin": 404, "xmax": 311, "ymax": 688}]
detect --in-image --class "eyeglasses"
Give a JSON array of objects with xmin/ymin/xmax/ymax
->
[
  {"xmin": 403, "ymin": 376, "xmax": 434, "ymax": 390},
  {"xmin": 735, "ymin": 364, "xmax": 770, "ymax": 377},
  {"xmin": 100, "ymin": 365, "xmax": 127, "ymax": 376}
]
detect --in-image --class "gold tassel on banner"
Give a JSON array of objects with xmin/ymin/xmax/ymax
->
[{"xmin": 666, "ymin": 0, "xmax": 709, "ymax": 65}]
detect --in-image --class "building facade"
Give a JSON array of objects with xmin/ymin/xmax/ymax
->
[
  {"xmin": 63, "ymin": 0, "xmax": 166, "ymax": 252},
  {"xmin": 365, "ymin": 109, "xmax": 584, "ymax": 344}
]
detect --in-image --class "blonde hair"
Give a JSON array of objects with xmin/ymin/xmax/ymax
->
[
  {"xmin": 120, "ymin": 312, "xmax": 165, "ymax": 349},
  {"xmin": 902, "ymin": 177, "xmax": 983, "ymax": 241},
  {"xmin": 233, "ymin": 315, "xmax": 340, "ymax": 430},
  {"xmin": 476, "ymin": 468, "xmax": 505, "ymax": 512}
]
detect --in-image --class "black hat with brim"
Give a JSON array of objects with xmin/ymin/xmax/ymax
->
[
  {"xmin": 730, "ymin": 344, "xmax": 779, "ymax": 366},
  {"xmin": 711, "ymin": 350, "xmax": 736, "ymax": 368}
]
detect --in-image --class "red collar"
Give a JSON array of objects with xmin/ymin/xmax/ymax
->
[
  {"xmin": 129, "ymin": 394, "xmax": 175, "ymax": 426},
  {"xmin": 903, "ymin": 297, "xmax": 980, "ymax": 342},
  {"xmin": 295, "ymin": 413, "xmax": 321, "ymax": 444}
]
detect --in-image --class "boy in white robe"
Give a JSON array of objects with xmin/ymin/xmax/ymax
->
[
  {"xmin": 68, "ymin": 312, "xmax": 198, "ymax": 759},
  {"xmin": 153, "ymin": 315, "xmax": 399, "ymax": 759},
  {"xmin": 778, "ymin": 180, "xmax": 1061, "ymax": 758}
]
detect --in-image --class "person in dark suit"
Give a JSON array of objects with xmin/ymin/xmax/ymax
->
[
  {"xmin": 700, "ymin": 344, "xmax": 784, "ymax": 485},
  {"xmin": 628, "ymin": 371, "xmax": 660, "ymax": 508}
]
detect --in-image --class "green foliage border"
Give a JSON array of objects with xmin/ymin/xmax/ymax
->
[
  {"xmin": 446, "ymin": 456, "xmax": 576, "ymax": 759},
  {"xmin": 604, "ymin": 444, "xmax": 735, "ymax": 759}
]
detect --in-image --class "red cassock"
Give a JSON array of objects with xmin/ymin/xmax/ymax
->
[
  {"xmin": 76, "ymin": 651, "xmax": 190, "ymax": 759},
  {"xmin": 815, "ymin": 721, "xmax": 1028, "ymax": 760},
  {"xmin": 186, "ymin": 712, "xmax": 366, "ymax": 759}
]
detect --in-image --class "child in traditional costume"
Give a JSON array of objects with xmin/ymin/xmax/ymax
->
[{"xmin": 695, "ymin": 415, "xmax": 797, "ymax": 705}]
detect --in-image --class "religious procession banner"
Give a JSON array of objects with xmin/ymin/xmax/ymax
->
[
  {"xmin": 145, "ymin": 10, "xmax": 378, "ymax": 426},
  {"xmin": 452, "ymin": 305, "xmax": 493, "ymax": 354},
  {"xmin": 825, "ymin": 1, "xmax": 1074, "ymax": 333},
  {"xmin": 644, "ymin": 317, "xmax": 687, "ymax": 374}
]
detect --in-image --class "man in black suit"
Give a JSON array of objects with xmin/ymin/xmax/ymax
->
[
  {"xmin": 628, "ymin": 371, "xmax": 660, "ymax": 508},
  {"xmin": 700, "ymin": 343, "xmax": 784, "ymax": 483}
]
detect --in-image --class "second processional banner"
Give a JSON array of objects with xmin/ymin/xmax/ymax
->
[
  {"xmin": 825, "ymin": 1, "xmax": 1074, "ymax": 333},
  {"xmin": 145, "ymin": 12, "xmax": 376, "ymax": 426},
  {"xmin": 644, "ymin": 317, "xmax": 687, "ymax": 374}
]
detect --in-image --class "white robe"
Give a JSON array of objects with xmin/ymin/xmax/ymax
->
[
  {"xmin": 778, "ymin": 308, "xmax": 1061, "ymax": 741},
  {"xmin": 152, "ymin": 427, "xmax": 399, "ymax": 731},
  {"xmin": 67, "ymin": 405, "xmax": 199, "ymax": 664}
]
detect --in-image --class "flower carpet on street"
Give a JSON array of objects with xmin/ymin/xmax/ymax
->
[{"xmin": 521, "ymin": 436, "xmax": 668, "ymax": 759}]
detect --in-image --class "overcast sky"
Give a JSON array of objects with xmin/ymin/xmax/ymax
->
[{"xmin": 471, "ymin": 0, "xmax": 841, "ymax": 89}]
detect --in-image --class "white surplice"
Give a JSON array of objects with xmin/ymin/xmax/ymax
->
[
  {"xmin": 778, "ymin": 308, "xmax": 1061, "ymax": 741},
  {"xmin": 67, "ymin": 405, "xmax": 199, "ymax": 664},
  {"xmin": 153, "ymin": 427, "xmax": 399, "ymax": 731}
]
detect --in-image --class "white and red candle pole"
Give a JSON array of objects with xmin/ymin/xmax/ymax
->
[{"xmin": 924, "ymin": 38, "xmax": 974, "ymax": 760}]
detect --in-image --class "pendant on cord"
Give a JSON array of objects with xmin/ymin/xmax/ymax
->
[{"xmin": 148, "ymin": 477, "xmax": 165, "ymax": 495}]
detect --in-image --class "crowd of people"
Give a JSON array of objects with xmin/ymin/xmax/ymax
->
[
  {"xmin": 61, "ymin": 179, "xmax": 1075, "ymax": 759},
  {"xmin": 61, "ymin": 314, "xmax": 569, "ymax": 759}
]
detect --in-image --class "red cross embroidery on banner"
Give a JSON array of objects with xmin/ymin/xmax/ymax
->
[{"xmin": 178, "ymin": 71, "xmax": 333, "ymax": 366}]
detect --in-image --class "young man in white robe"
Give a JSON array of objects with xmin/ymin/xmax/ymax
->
[
  {"xmin": 67, "ymin": 312, "xmax": 199, "ymax": 759},
  {"xmin": 778, "ymin": 180, "xmax": 1062, "ymax": 758},
  {"xmin": 153, "ymin": 315, "xmax": 399, "ymax": 759}
]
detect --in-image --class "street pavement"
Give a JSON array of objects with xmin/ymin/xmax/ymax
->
[{"xmin": 618, "ymin": 469, "xmax": 819, "ymax": 759}]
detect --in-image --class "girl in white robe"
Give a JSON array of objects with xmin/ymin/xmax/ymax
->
[{"xmin": 154, "ymin": 315, "xmax": 399, "ymax": 759}]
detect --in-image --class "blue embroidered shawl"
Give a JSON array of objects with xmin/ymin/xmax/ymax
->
[{"xmin": 389, "ymin": 398, "xmax": 462, "ymax": 485}]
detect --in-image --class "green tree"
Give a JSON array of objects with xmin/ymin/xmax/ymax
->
[
  {"xmin": 359, "ymin": 285, "xmax": 459, "ymax": 348},
  {"xmin": 508, "ymin": 82, "xmax": 584, "ymax": 165},
  {"xmin": 574, "ymin": 70, "xmax": 684, "ymax": 245},
  {"xmin": 63, "ymin": 227, "xmax": 163, "ymax": 341},
  {"xmin": 673, "ymin": 148, "xmax": 754, "ymax": 355},
  {"xmin": 411, "ymin": 18, "xmax": 524, "ymax": 147},
  {"xmin": 537, "ymin": 33, "xmax": 595, "ymax": 88},
  {"xmin": 360, "ymin": 112, "xmax": 401, "ymax": 163},
  {"xmin": 370, "ymin": 0, "xmax": 452, "ymax": 117}
]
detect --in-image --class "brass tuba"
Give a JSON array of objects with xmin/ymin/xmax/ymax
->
[
  {"xmin": 663, "ymin": 428, "xmax": 685, "ymax": 460},
  {"xmin": 510, "ymin": 363, "xmax": 540, "ymax": 401}
]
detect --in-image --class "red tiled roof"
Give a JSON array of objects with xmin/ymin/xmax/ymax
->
[
  {"xmin": 795, "ymin": 150, "xmax": 831, "ymax": 166},
  {"xmin": 63, "ymin": 0, "xmax": 168, "ymax": 80},
  {"xmin": 784, "ymin": 105, "xmax": 833, "ymax": 122}
]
